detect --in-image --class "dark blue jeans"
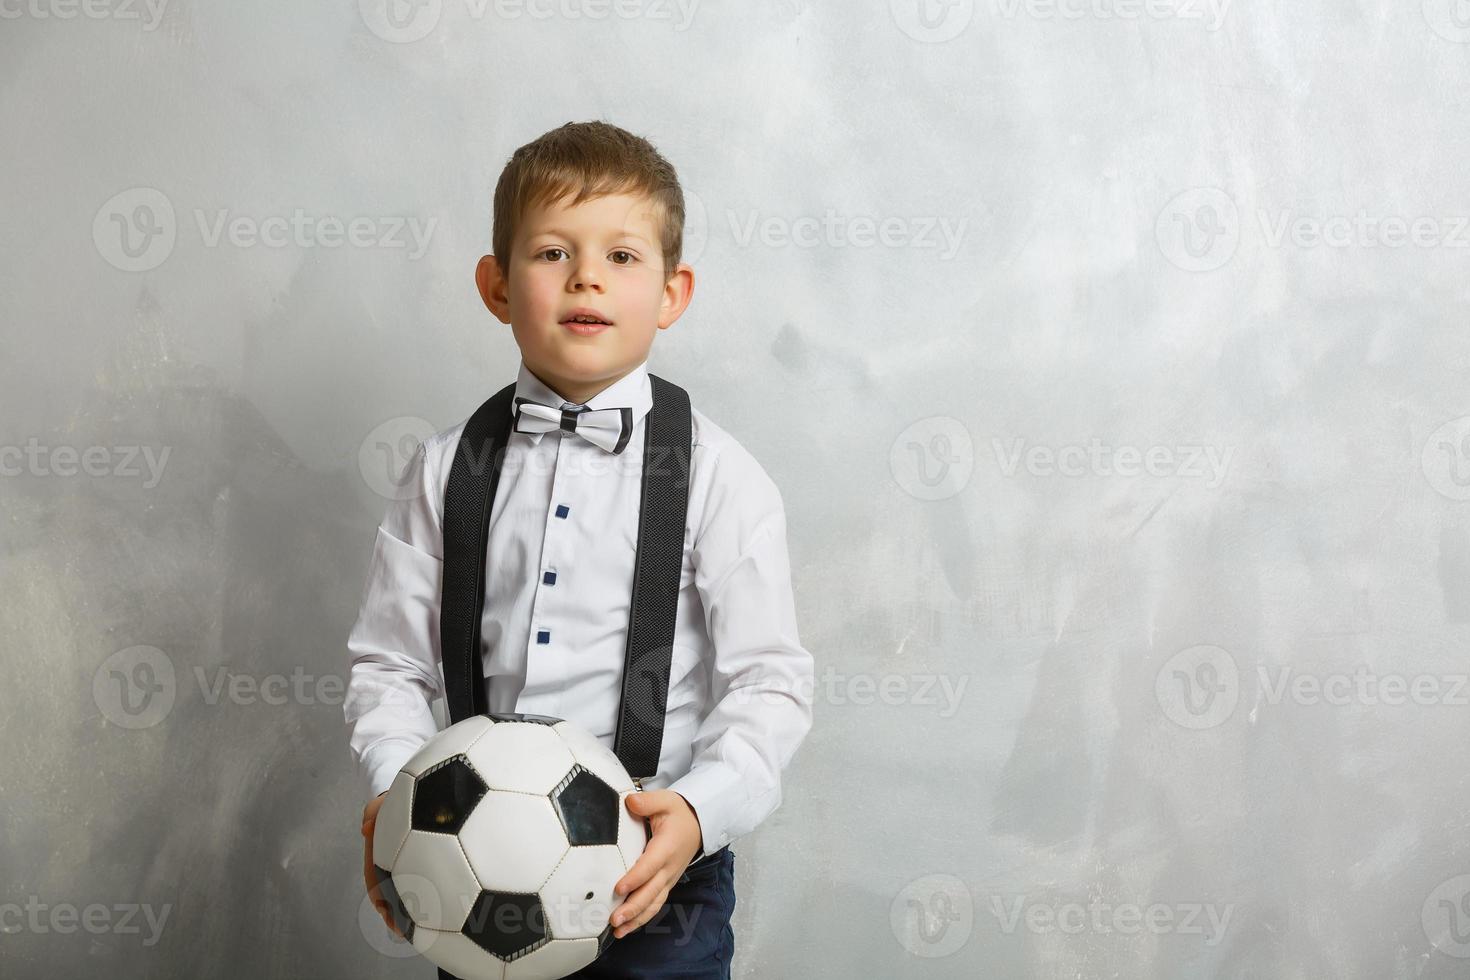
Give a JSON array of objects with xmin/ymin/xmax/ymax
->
[{"xmin": 436, "ymin": 846, "xmax": 735, "ymax": 980}]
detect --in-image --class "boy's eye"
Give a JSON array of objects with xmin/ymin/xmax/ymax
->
[{"xmin": 536, "ymin": 247, "xmax": 636, "ymax": 265}]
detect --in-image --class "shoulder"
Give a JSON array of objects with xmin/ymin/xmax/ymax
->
[
  {"xmin": 692, "ymin": 405, "xmax": 781, "ymax": 494},
  {"xmin": 421, "ymin": 418, "xmax": 468, "ymax": 459},
  {"xmin": 687, "ymin": 403, "xmax": 787, "ymax": 559},
  {"xmin": 655, "ymin": 370, "xmax": 785, "ymax": 521},
  {"xmin": 421, "ymin": 378, "xmax": 520, "ymax": 465},
  {"xmin": 406, "ymin": 417, "xmax": 472, "ymax": 530}
]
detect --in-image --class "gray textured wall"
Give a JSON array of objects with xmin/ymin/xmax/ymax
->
[{"xmin": 5, "ymin": 1, "xmax": 1470, "ymax": 977}]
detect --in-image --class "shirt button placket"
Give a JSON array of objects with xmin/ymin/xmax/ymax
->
[{"xmin": 530, "ymin": 406, "xmax": 581, "ymax": 695}]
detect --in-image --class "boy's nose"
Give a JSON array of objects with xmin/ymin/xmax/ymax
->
[{"xmin": 569, "ymin": 262, "xmax": 604, "ymax": 289}]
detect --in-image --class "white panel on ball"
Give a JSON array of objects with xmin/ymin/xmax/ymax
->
[
  {"xmin": 463, "ymin": 722, "xmax": 577, "ymax": 796},
  {"xmin": 392, "ymin": 830, "xmax": 483, "ymax": 932},
  {"xmin": 539, "ymin": 844, "xmax": 626, "ymax": 940},
  {"xmin": 460, "ymin": 791, "xmax": 570, "ymax": 893},
  {"xmin": 403, "ymin": 715, "xmax": 494, "ymax": 778}
]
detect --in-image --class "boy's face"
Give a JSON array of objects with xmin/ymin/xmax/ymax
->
[{"xmin": 476, "ymin": 190, "xmax": 694, "ymax": 405}]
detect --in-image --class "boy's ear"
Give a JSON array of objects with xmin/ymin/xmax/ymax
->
[
  {"xmin": 657, "ymin": 262, "xmax": 695, "ymax": 330},
  {"xmin": 475, "ymin": 254, "xmax": 511, "ymax": 323}
]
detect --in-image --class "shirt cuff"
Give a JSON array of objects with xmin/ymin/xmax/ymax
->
[
  {"xmin": 361, "ymin": 737, "xmax": 427, "ymax": 803},
  {"xmin": 671, "ymin": 791, "xmax": 705, "ymax": 860},
  {"xmin": 667, "ymin": 763, "xmax": 747, "ymax": 858}
]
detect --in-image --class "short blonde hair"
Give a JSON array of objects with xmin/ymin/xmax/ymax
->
[{"xmin": 492, "ymin": 120, "xmax": 685, "ymax": 279}]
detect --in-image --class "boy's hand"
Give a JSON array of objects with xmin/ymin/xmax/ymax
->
[
  {"xmin": 362, "ymin": 791, "xmax": 405, "ymax": 939},
  {"xmin": 609, "ymin": 790, "xmax": 704, "ymax": 939}
]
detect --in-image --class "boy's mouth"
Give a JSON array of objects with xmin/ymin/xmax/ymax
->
[{"xmin": 560, "ymin": 307, "xmax": 613, "ymax": 335}]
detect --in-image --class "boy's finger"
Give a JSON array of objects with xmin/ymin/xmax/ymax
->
[
  {"xmin": 612, "ymin": 884, "xmax": 652, "ymax": 930},
  {"xmin": 615, "ymin": 883, "xmax": 671, "ymax": 937},
  {"xmin": 614, "ymin": 840, "xmax": 672, "ymax": 896},
  {"xmin": 612, "ymin": 898, "xmax": 646, "ymax": 936},
  {"xmin": 614, "ymin": 859, "xmax": 646, "ymax": 897},
  {"xmin": 612, "ymin": 872, "xmax": 671, "ymax": 931},
  {"xmin": 627, "ymin": 789, "xmax": 674, "ymax": 813},
  {"xmin": 375, "ymin": 901, "xmax": 403, "ymax": 938}
]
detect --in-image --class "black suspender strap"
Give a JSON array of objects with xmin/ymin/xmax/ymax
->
[
  {"xmin": 437, "ymin": 373, "xmax": 694, "ymax": 783},
  {"xmin": 440, "ymin": 381, "xmax": 518, "ymax": 725},
  {"xmin": 611, "ymin": 374, "xmax": 693, "ymax": 781}
]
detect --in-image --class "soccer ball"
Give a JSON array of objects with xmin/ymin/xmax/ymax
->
[{"xmin": 370, "ymin": 713, "xmax": 649, "ymax": 980}]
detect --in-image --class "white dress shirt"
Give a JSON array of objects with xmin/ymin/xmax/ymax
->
[{"xmin": 343, "ymin": 357, "xmax": 815, "ymax": 857}]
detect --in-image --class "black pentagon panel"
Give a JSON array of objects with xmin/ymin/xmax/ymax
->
[
  {"xmin": 595, "ymin": 922, "xmax": 614, "ymax": 958},
  {"xmin": 411, "ymin": 757, "xmax": 487, "ymax": 834},
  {"xmin": 487, "ymin": 711, "xmax": 564, "ymax": 726},
  {"xmin": 551, "ymin": 765, "xmax": 619, "ymax": 846},
  {"xmin": 462, "ymin": 890, "xmax": 548, "ymax": 960},
  {"xmin": 371, "ymin": 864, "xmax": 416, "ymax": 944}
]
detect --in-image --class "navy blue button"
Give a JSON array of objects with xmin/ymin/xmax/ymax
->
[
  {"xmin": 543, "ymin": 571, "xmax": 557, "ymax": 585},
  {"xmin": 555, "ymin": 504, "xmax": 570, "ymax": 518},
  {"xmin": 536, "ymin": 630, "xmax": 551, "ymax": 644}
]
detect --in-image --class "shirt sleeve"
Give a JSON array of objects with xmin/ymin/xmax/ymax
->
[
  {"xmin": 343, "ymin": 439, "xmax": 446, "ymax": 805},
  {"xmin": 667, "ymin": 444, "xmax": 815, "ymax": 856}
]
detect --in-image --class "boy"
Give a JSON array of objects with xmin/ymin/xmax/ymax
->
[{"xmin": 344, "ymin": 120, "xmax": 815, "ymax": 979}]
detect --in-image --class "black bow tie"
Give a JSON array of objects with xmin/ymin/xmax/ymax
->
[{"xmin": 512, "ymin": 397, "xmax": 634, "ymax": 454}]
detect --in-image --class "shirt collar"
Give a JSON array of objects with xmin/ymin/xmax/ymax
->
[{"xmin": 511, "ymin": 358, "xmax": 653, "ymax": 446}]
